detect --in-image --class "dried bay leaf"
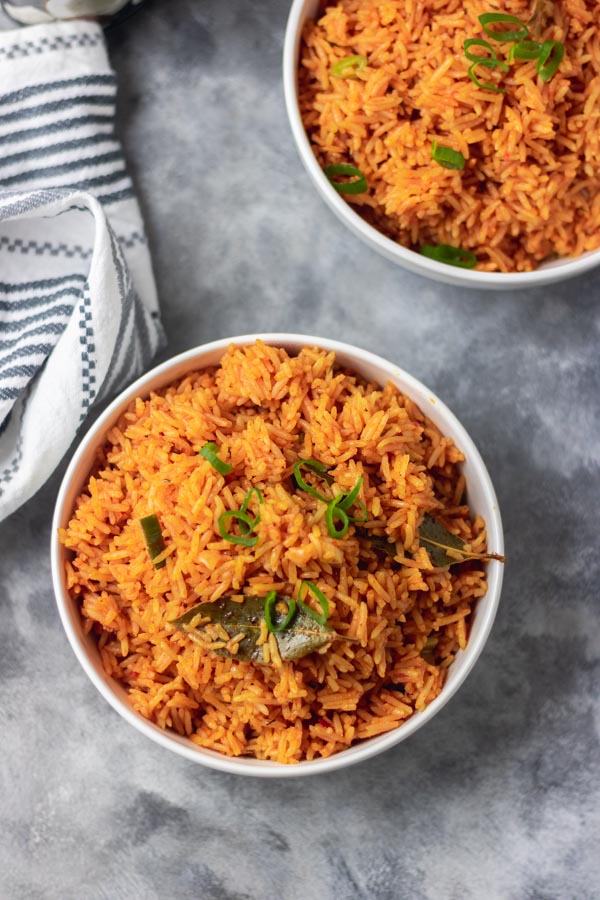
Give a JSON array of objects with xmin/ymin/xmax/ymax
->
[
  {"xmin": 170, "ymin": 596, "xmax": 337, "ymax": 663},
  {"xmin": 419, "ymin": 513, "xmax": 505, "ymax": 566}
]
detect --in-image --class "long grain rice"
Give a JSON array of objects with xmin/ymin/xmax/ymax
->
[
  {"xmin": 298, "ymin": 0, "xmax": 600, "ymax": 272},
  {"xmin": 60, "ymin": 342, "xmax": 489, "ymax": 763}
]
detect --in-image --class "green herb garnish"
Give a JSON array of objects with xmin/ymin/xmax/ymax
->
[
  {"xmin": 537, "ymin": 40, "xmax": 564, "ymax": 82},
  {"xmin": 467, "ymin": 61, "xmax": 507, "ymax": 93},
  {"xmin": 420, "ymin": 244, "xmax": 478, "ymax": 268},
  {"xmin": 293, "ymin": 458, "xmax": 333, "ymax": 502},
  {"xmin": 463, "ymin": 37, "xmax": 505, "ymax": 65},
  {"xmin": 431, "ymin": 141, "xmax": 466, "ymax": 171},
  {"xmin": 139, "ymin": 514, "xmax": 166, "ymax": 569},
  {"xmin": 199, "ymin": 441, "xmax": 232, "ymax": 476},
  {"xmin": 338, "ymin": 476, "xmax": 368, "ymax": 522},
  {"xmin": 239, "ymin": 487, "xmax": 263, "ymax": 528},
  {"xmin": 326, "ymin": 494, "xmax": 350, "ymax": 539},
  {"xmin": 331, "ymin": 54, "xmax": 367, "ymax": 78},
  {"xmin": 478, "ymin": 12, "xmax": 529, "ymax": 42},
  {"xmin": 264, "ymin": 591, "xmax": 297, "ymax": 633},
  {"xmin": 324, "ymin": 163, "xmax": 368, "ymax": 195},
  {"xmin": 297, "ymin": 580, "xmax": 330, "ymax": 626},
  {"xmin": 218, "ymin": 510, "xmax": 259, "ymax": 547},
  {"xmin": 507, "ymin": 39, "xmax": 544, "ymax": 63}
]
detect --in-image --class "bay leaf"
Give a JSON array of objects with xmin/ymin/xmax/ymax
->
[
  {"xmin": 419, "ymin": 513, "xmax": 466, "ymax": 567},
  {"xmin": 170, "ymin": 595, "xmax": 336, "ymax": 663},
  {"xmin": 419, "ymin": 513, "xmax": 505, "ymax": 566}
]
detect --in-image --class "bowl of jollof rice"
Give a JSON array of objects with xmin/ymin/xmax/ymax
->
[
  {"xmin": 51, "ymin": 335, "xmax": 504, "ymax": 776},
  {"xmin": 284, "ymin": 0, "xmax": 600, "ymax": 288}
]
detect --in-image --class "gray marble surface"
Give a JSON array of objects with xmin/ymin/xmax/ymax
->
[{"xmin": 1, "ymin": 1, "xmax": 600, "ymax": 898}]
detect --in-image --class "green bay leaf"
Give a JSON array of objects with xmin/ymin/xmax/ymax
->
[
  {"xmin": 419, "ymin": 513, "xmax": 467, "ymax": 566},
  {"xmin": 170, "ymin": 595, "xmax": 336, "ymax": 663},
  {"xmin": 419, "ymin": 513, "xmax": 505, "ymax": 566}
]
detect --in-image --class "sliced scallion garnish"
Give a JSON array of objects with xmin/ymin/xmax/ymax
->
[
  {"xmin": 293, "ymin": 458, "xmax": 333, "ymax": 502},
  {"xmin": 140, "ymin": 514, "xmax": 166, "ymax": 569},
  {"xmin": 537, "ymin": 40, "xmax": 564, "ymax": 82},
  {"xmin": 338, "ymin": 476, "xmax": 362, "ymax": 512},
  {"xmin": 297, "ymin": 581, "xmax": 330, "ymax": 626},
  {"xmin": 325, "ymin": 494, "xmax": 350, "ymax": 539},
  {"xmin": 331, "ymin": 54, "xmax": 367, "ymax": 78},
  {"xmin": 324, "ymin": 163, "xmax": 368, "ymax": 195},
  {"xmin": 431, "ymin": 141, "xmax": 466, "ymax": 171},
  {"xmin": 463, "ymin": 38, "xmax": 502, "ymax": 65},
  {"xmin": 264, "ymin": 591, "xmax": 297, "ymax": 633},
  {"xmin": 337, "ymin": 476, "xmax": 368, "ymax": 523},
  {"xmin": 478, "ymin": 12, "xmax": 529, "ymax": 42},
  {"xmin": 468, "ymin": 61, "xmax": 507, "ymax": 93},
  {"xmin": 218, "ymin": 510, "xmax": 258, "ymax": 547},
  {"xmin": 240, "ymin": 487, "xmax": 263, "ymax": 529},
  {"xmin": 200, "ymin": 442, "xmax": 232, "ymax": 476},
  {"xmin": 507, "ymin": 39, "xmax": 543, "ymax": 63},
  {"xmin": 421, "ymin": 244, "xmax": 478, "ymax": 269}
]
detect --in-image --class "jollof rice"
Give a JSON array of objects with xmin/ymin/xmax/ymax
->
[
  {"xmin": 60, "ymin": 342, "xmax": 490, "ymax": 763},
  {"xmin": 298, "ymin": 0, "xmax": 600, "ymax": 272}
]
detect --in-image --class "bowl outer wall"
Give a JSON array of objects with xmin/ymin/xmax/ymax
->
[
  {"xmin": 51, "ymin": 333, "xmax": 504, "ymax": 777},
  {"xmin": 283, "ymin": 0, "xmax": 600, "ymax": 290}
]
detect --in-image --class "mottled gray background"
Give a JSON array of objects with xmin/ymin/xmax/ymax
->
[{"xmin": 1, "ymin": 1, "xmax": 599, "ymax": 898}]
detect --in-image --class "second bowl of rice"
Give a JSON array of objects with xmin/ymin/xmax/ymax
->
[{"xmin": 284, "ymin": 0, "xmax": 600, "ymax": 288}]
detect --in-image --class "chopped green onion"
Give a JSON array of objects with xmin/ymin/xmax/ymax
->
[
  {"xmin": 537, "ymin": 40, "xmax": 564, "ymax": 82},
  {"xmin": 338, "ymin": 476, "xmax": 363, "ymax": 511},
  {"xmin": 478, "ymin": 12, "xmax": 529, "ymax": 42},
  {"xmin": 140, "ymin": 514, "xmax": 166, "ymax": 569},
  {"xmin": 507, "ymin": 39, "xmax": 543, "ymax": 63},
  {"xmin": 326, "ymin": 494, "xmax": 350, "ymax": 539},
  {"xmin": 240, "ymin": 487, "xmax": 263, "ymax": 529},
  {"xmin": 468, "ymin": 61, "xmax": 507, "ymax": 93},
  {"xmin": 421, "ymin": 243, "xmax": 478, "ymax": 269},
  {"xmin": 431, "ymin": 141, "xmax": 466, "ymax": 171},
  {"xmin": 264, "ymin": 591, "xmax": 297, "ymax": 633},
  {"xmin": 293, "ymin": 458, "xmax": 333, "ymax": 502},
  {"xmin": 218, "ymin": 510, "xmax": 258, "ymax": 546},
  {"xmin": 331, "ymin": 54, "xmax": 367, "ymax": 78},
  {"xmin": 200, "ymin": 442, "xmax": 232, "ymax": 476},
  {"xmin": 463, "ymin": 37, "xmax": 502, "ymax": 64},
  {"xmin": 324, "ymin": 163, "xmax": 368, "ymax": 195},
  {"xmin": 298, "ymin": 581, "xmax": 330, "ymax": 625},
  {"xmin": 337, "ymin": 476, "xmax": 368, "ymax": 522}
]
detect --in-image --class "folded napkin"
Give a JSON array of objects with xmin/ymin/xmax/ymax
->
[{"xmin": 0, "ymin": 19, "xmax": 164, "ymax": 522}]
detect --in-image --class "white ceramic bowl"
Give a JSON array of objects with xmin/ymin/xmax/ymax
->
[
  {"xmin": 283, "ymin": 0, "xmax": 600, "ymax": 290},
  {"xmin": 51, "ymin": 334, "xmax": 504, "ymax": 776}
]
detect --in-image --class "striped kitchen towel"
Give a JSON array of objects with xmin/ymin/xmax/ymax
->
[{"xmin": 0, "ymin": 18, "xmax": 164, "ymax": 522}]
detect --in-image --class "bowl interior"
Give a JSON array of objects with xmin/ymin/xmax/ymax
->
[
  {"xmin": 283, "ymin": 0, "xmax": 600, "ymax": 288},
  {"xmin": 52, "ymin": 334, "xmax": 504, "ymax": 776}
]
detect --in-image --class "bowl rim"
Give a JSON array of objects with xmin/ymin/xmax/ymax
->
[
  {"xmin": 282, "ymin": 0, "xmax": 600, "ymax": 289},
  {"xmin": 51, "ymin": 333, "xmax": 504, "ymax": 777}
]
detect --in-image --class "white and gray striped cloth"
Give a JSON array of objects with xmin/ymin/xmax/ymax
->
[{"xmin": 0, "ymin": 19, "xmax": 164, "ymax": 522}]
